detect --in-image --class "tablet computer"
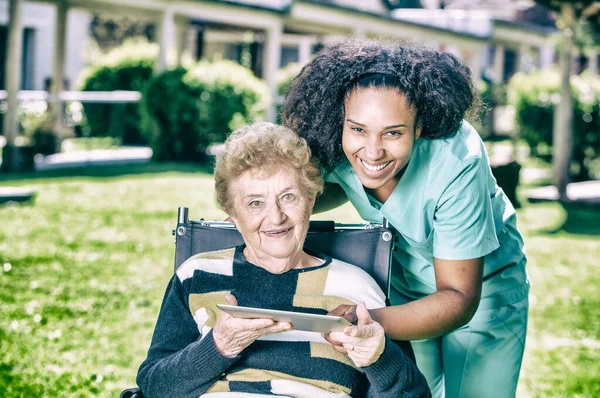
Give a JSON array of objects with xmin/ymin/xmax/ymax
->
[{"xmin": 216, "ymin": 304, "xmax": 352, "ymax": 334}]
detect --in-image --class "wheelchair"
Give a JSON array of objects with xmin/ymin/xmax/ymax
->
[{"xmin": 121, "ymin": 207, "xmax": 412, "ymax": 398}]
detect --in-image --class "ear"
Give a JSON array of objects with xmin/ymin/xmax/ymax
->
[
  {"xmin": 415, "ymin": 126, "xmax": 422, "ymax": 140},
  {"xmin": 308, "ymin": 195, "xmax": 317, "ymax": 211},
  {"xmin": 227, "ymin": 209, "xmax": 237, "ymax": 224}
]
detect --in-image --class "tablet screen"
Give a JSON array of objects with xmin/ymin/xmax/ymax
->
[{"xmin": 216, "ymin": 304, "xmax": 352, "ymax": 334}]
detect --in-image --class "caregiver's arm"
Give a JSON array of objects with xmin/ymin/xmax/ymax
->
[
  {"xmin": 312, "ymin": 182, "xmax": 348, "ymax": 214},
  {"xmin": 370, "ymin": 256, "xmax": 483, "ymax": 340}
]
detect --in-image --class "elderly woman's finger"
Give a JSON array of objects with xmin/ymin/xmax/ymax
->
[
  {"xmin": 345, "ymin": 324, "xmax": 378, "ymax": 338},
  {"xmin": 331, "ymin": 344, "xmax": 348, "ymax": 354},
  {"xmin": 265, "ymin": 321, "xmax": 293, "ymax": 335},
  {"xmin": 323, "ymin": 332, "xmax": 348, "ymax": 353},
  {"xmin": 224, "ymin": 294, "xmax": 238, "ymax": 306},
  {"xmin": 232, "ymin": 317, "xmax": 275, "ymax": 330},
  {"xmin": 330, "ymin": 331, "xmax": 358, "ymax": 345}
]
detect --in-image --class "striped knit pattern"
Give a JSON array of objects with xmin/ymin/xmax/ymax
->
[
  {"xmin": 178, "ymin": 245, "xmax": 386, "ymax": 397},
  {"xmin": 137, "ymin": 245, "xmax": 431, "ymax": 398}
]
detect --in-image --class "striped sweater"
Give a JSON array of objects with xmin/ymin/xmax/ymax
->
[{"xmin": 137, "ymin": 245, "xmax": 430, "ymax": 398}]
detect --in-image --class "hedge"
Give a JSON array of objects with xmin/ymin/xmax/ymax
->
[
  {"xmin": 141, "ymin": 60, "xmax": 270, "ymax": 161},
  {"xmin": 77, "ymin": 40, "xmax": 157, "ymax": 145},
  {"xmin": 508, "ymin": 68, "xmax": 600, "ymax": 180}
]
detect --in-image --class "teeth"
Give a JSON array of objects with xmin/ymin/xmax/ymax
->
[
  {"xmin": 266, "ymin": 229, "xmax": 289, "ymax": 235},
  {"xmin": 361, "ymin": 160, "xmax": 390, "ymax": 171}
]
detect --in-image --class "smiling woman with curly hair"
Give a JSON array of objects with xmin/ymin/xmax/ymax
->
[{"xmin": 282, "ymin": 38, "xmax": 529, "ymax": 398}]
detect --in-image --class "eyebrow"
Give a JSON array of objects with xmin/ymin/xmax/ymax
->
[
  {"xmin": 242, "ymin": 186, "xmax": 298, "ymax": 200},
  {"xmin": 242, "ymin": 194, "xmax": 263, "ymax": 201},
  {"xmin": 346, "ymin": 118, "xmax": 407, "ymax": 130}
]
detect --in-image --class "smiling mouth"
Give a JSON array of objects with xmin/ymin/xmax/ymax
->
[
  {"xmin": 359, "ymin": 159, "xmax": 392, "ymax": 172},
  {"xmin": 263, "ymin": 227, "xmax": 292, "ymax": 236}
]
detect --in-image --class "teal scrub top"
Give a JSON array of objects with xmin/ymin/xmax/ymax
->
[{"xmin": 325, "ymin": 121, "xmax": 529, "ymax": 310}]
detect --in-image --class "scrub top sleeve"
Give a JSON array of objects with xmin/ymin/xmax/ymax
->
[
  {"xmin": 324, "ymin": 171, "xmax": 339, "ymax": 184},
  {"xmin": 433, "ymin": 156, "xmax": 499, "ymax": 260}
]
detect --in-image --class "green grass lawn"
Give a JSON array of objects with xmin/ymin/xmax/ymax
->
[{"xmin": 1, "ymin": 163, "xmax": 598, "ymax": 397}]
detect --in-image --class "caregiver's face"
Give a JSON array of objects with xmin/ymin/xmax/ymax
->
[
  {"xmin": 342, "ymin": 88, "xmax": 421, "ymax": 202},
  {"xmin": 229, "ymin": 165, "xmax": 314, "ymax": 274}
]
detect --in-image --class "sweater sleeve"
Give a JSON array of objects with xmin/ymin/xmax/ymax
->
[
  {"xmin": 136, "ymin": 275, "xmax": 240, "ymax": 398},
  {"xmin": 364, "ymin": 337, "xmax": 431, "ymax": 398}
]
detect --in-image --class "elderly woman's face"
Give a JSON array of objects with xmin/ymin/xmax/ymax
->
[{"xmin": 229, "ymin": 165, "xmax": 314, "ymax": 273}]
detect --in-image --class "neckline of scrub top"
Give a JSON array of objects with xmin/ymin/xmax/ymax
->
[{"xmin": 340, "ymin": 139, "xmax": 424, "ymax": 225}]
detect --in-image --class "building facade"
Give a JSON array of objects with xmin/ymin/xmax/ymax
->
[{"xmin": 1, "ymin": 0, "xmax": 597, "ymax": 124}]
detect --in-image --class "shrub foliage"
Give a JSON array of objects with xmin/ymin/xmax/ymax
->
[
  {"xmin": 77, "ymin": 40, "xmax": 157, "ymax": 145},
  {"xmin": 508, "ymin": 68, "xmax": 600, "ymax": 180},
  {"xmin": 142, "ymin": 60, "xmax": 270, "ymax": 161}
]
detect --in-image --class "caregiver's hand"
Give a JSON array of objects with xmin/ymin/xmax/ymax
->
[
  {"xmin": 213, "ymin": 294, "xmax": 292, "ymax": 357},
  {"xmin": 324, "ymin": 303, "xmax": 358, "ymax": 353},
  {"xmin": 329, "ymin": 303, "xmax": 385, "ymax": 367}
]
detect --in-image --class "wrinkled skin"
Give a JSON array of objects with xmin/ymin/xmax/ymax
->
[
  {"xmin": 213, "ymin": 294, "xmax": 292, "ymax": 357},
  {"xmin": 329, "ymin": 303, "xmax": 385, "ymax": 367}
]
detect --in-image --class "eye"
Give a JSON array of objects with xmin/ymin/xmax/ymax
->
[
  {"xmin": 248, "ymin": 200, "xmax": 263, "ymax": 208},
  {"xmin": 282, "ymin": 193, "xmax": 296, "ymax": 201},
  {"xmin": 351, "ymin": 126, "xmax": 365, "ymax": 133},
  {"xmin": 386, "ymin": 130, "xmax": 403, "ymax": 137}
]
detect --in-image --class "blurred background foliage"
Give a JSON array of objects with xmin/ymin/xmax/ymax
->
[
  {"xmin": 12, "ymin": 37, "xmax": 599, "ymax": 185},
  {"xmin": 141, "ymin": 60, "xmax": 269, "ymax": 161},
  {"xmin": 78, "ymin": 39, "xmax": 157, "ymax": 146},
  {"xmin": 508, "ymin": 69, "xmax": 600, "ymax": 180}
]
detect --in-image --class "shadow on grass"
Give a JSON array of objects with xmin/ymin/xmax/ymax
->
[
  {"xmin": 538, "ymin": 202, "xmax": 600, "ymax": 236},
  {"xmin": 0, "ymin": 161, "xmax": 214, "ymax": 183}
]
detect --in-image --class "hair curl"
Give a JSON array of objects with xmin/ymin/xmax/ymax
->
[
  {"xmin": 214, "ymin": 122, "xmax": 323, "ymax": 214},
  {"xmin": 281, "ymin": 38, "xmax": 480, "ymax": 172}
]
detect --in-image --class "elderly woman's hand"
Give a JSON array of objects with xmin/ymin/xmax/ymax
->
[
  {"xmin": 213, "ymin": 294, "xmax": 293, "ymax": 357},
  {"xmin": 329, "ymin": 303, "xmax": 385, "ymax": 367}
]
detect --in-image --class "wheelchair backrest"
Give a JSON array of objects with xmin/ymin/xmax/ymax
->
[{"xmin": 173, "ymin": 207, "xmax": 394, "ymax": 297}]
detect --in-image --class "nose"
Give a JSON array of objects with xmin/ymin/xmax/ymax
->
[
  {"xmin": 266, "ymin": 202, "xmax": 286, "ymax": 224},
  {"xmin": 363, "ymin": 135, "xmax": 384, "ymax": 161}
]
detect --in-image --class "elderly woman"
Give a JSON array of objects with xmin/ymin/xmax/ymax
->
[{"xmin": 136, "ymin": 123, "xmax": 429, "ymax": 398}]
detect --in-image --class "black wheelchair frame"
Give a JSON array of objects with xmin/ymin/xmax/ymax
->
[{"xmin": 121, "ymin": 207, "xmax": 410, "ymax": 398}]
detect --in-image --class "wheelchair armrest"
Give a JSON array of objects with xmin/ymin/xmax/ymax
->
[{"xmin": 120, "ymin": 387, "xmax": 144, "ymax": 398}]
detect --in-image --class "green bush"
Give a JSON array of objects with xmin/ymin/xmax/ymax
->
[
  {"xmin": 508, "ymin": 68, "xmax": 600, "ymax": 180},
  {"xmin": 18, "ymin": 100, "xmax": 65, "ymax": 155},
  {"xmin": 141, "ymin": 60, "xmax": 270, "ymax": 161},
  {"xmin": 277, "ymin": 62, "xmax": 303, "ymax": 97},
  {"xmin": 140, "ymin": 67, "xmax": 202, "ymax": 161},
  {"xmin": 77, "ymin": 39, "xmax": 157, "ymax": 145}
]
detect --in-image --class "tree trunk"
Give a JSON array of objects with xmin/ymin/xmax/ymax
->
[{"xmin": 552, "ymin": 3, "xmax": 575, "ymax": 201}]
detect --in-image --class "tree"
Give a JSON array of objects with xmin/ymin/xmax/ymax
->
[{"xmin": 534, "ymin": 0, "xmax": 600, "ymax": 200}]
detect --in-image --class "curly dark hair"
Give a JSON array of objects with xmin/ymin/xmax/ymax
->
[{"xmin": 281, "ymin": 38, "xmax": 480, "ymax": 172}]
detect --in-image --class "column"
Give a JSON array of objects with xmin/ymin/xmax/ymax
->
[
  {"xmin": 155, "ymin": 7, "xmax": 175, "ymax": 73},
  {"xmin": 493, "ymin": 44, "xmax": 505, "ymax": 84},
  {"xmin": 298, "ymin": 37, "xmax": 313, "ymax": 65},
  {"xmin": 518, "ymin": 43, "xmax": 533, "ymax": 73},
  {"xmin": 1, "ymin": 0, "xmax": 24, "ymax": 171},
  {"xmin": 480, "ymin": 44, "xmax": 491, "ymax": 79},
  {"xmin": 539, "ymin": 44, "xmax": 555, "ymax": 69},
  {"xmin": 263, "ymin": 24, "xmax": 282, "ymax": 122},
  {"xmin": 175, "ymin": 16, "xmax": 188, "ymax": 67},
  {"xmin": 467, "ymin": 46, "xmax": 482, "ymax": 80},
  {"xmin": 51, "ymin": 0, "xmax": 67, "ymax": 138}
]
